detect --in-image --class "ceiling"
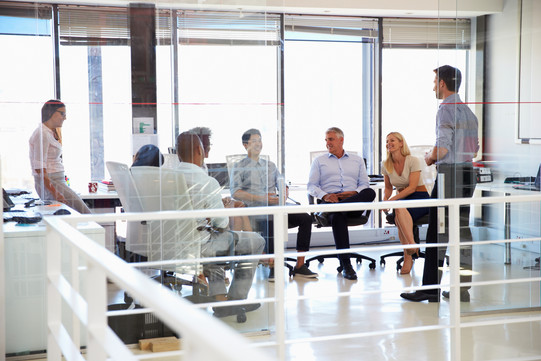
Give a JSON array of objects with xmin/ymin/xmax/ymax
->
[{"xmin": 9, "ymin": 0, "xmax": 504, "ymax": 18}]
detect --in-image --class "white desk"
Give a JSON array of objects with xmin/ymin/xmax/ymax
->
[
  {"xmin": 79, "ymin": 187, "xmax": 120, "ymax": 253},
  {"xmin": 3, "ymin": 202, "xmax": 104, "ymax": 355},
  {"xmin": 475, "ymin": 181, "xmax": 541, "ymax": 264}
]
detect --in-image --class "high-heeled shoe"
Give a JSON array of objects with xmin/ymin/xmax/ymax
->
[{"xmin": 400, "ymin": 253, "xmax": 413, "ymax": 275}]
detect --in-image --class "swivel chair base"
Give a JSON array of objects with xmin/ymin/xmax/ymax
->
[{"xmin": 305, "ymin": 252, "xmax": 376, "ymax": 270}]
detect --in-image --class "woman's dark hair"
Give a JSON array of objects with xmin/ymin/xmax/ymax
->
[
  {"xmin": 41, "ymin": 99, "xmax": 65, "ymax": 123},
  {"xmin": 132, "ymin": 144, "xmax": 164, "ymax": 167}
]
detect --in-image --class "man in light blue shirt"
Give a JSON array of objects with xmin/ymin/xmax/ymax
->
[
  {"xmin": 230, "ymin": 129, "xmax": 317, "ymax": 281},
  {"xmin": 401, "ymin": 65, "xmax": 479, "ymax": 303},
  {"xmin": 308, "ymin": 127, "xmax": 376, "ymax": 280}
]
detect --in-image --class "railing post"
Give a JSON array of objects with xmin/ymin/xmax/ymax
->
[
  {"xmin": 448, "ymin": 203, "xmax": 461, "ymax": 361},
  {"xmin": 46, "ymin": 228, "xmax": 62, "ymax": 361},
  {"xmin": 71, "ymin": 247, "xmax": 81, "ymax": 352},
  {"xmin": 273, "ymin": 208, "xmax": 287, "ymax": 361},
  {"xmin": 86, "ymin": 262, "xmax": 107, "ymax": 361}
]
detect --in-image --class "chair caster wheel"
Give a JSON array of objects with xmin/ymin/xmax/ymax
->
[
  {"xmin": 317, "ymin": 257, "xmax": 325, "ymax": 264},
  {"xmin": 380, "ymin": 259, "xmax": 386, "ymax": 267},
  {"xmin": 396, "ymin": 264, "xmax": 402, "ymax": 272},
  {"xmin": 237, "ymin": 309, "xmax": 247, "ymax": 323},
  {"xmin": 369, "ymin": 262, "xmax": 376, "ymax": 269},
  {"xmin": 337, "ymin": 266, "xmax": 344, "ymax": 273},
  {"xmin": 124, "ymin": 292, "xmax": 133, "ymax": 305}
]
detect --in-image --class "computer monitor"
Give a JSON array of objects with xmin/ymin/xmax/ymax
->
[{"xmin": 207, "ymin": 162, "xmax": 230, "ymax": 188}]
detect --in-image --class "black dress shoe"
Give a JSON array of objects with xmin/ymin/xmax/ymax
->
[
  {"xmin": 400, "ymin": 290, "xmax": 439, "ymax": 303},
  {"xmin": 213, "ymin": 305, "xmax": 241, "ymax": 318},
  {"xmin": 213, "ymin": 302, "xmax": 261, "ymax": 318},
  {"xmin": 342, "ymin": 266, "xmax": 357, "ymax": 280},
  {"xmin": 242, "ymin": 302, "xmax": 261, "ymax": 312},
  {"xmin": 442, "ymin": 290, "xmax": 470, "ymax": 302}
]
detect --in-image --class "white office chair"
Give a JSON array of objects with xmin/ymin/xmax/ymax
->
[
  {"xmin": 409, "ymin": 145, "xmax": 437, "ymax": 194},
  {"xmin": 130, "ymin": 166, "xmax": 200, "ymax": 275},
  {"xmin": 162, "ymin": 153, "xmax": 181, "ymax": 169},
  {"xmin": 106, "ymin": 161, "xmax": 149, "ymax": 259},
  {"xmin": 107, "ymin": 162, "xmax": 207, "ymax": 303},
  {"xmin": 225, "ymin": 153, "xmax": 270, "ymax": 180}
]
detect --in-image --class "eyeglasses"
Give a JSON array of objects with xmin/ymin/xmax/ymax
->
[{"xmin": 56, "ymin": 110, "xmax": 66, "ymax": 117}]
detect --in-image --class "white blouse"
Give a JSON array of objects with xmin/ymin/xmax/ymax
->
[
  {"xmin": 381, "ymin": 155, "xmax": 424, "ymax": 189},
  {"xmin": 29, "ymin": 124, "xmax": 64, "ymax": 176}
]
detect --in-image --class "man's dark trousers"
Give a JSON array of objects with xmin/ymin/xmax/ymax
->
[{"xmin": 422, "ymin": 163, "xmax": 476, "ymax": 295}]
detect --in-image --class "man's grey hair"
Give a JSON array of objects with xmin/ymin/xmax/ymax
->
[{"xmin": 326, "ymin": 127, "xmax": 344, "ymax": 138}]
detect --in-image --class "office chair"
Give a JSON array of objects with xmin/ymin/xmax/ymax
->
[
  {"xmin": 379, "ymin": 211, "xmax": 428, "ymax": 271},
  {"xmin": 304, "ymin": 150, "xmax": 376, "ymax": 271},
  {"xmin": 106, "ymin": 162, "xmax": 208, "ymax": 305},
  {"xmin": 304, "ymin": 193, "xmax": 377, "ymax": 271}
]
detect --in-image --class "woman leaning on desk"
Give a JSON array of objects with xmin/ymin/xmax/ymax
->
[
  {"xmin": 382, "ymin": 132, "xmax": 430, "ymax": 275},
  {"xmin": 28, "ymin": 99, "xmax": 91, "ymax": 214}
]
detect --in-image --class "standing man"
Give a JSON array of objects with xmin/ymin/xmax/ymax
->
[
  {"xmin": 307, "ymin": 127, "xmax": 376, "ymax": 280},
  {"xmin": 176, "ymin": 132, "xmax": 265, "ymax": 318},
  {"xmin": 401, "ymin": 65, "xmax": 479, "ymax": 303},
  {"xmin": 230, "ymin": 128, "xmax": 318, "ymax": 281}
]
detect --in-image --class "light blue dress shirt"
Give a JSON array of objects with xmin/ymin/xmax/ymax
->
[
  {"xmin": 435, "ymin": 93, "xmax": 479, "ymax": 164},
  {"xmin": 307, "ymin": 151, "xmax": 370, "ymax": 200}
]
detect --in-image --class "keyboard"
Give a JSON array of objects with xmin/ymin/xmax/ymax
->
[{"xmin": 3, "ymin": 210, "xmax": 43, "ymax": 224}]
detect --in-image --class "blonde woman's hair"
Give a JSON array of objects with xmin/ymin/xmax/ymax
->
[{"xmin": 383, "ymin": 132, "xmax": 411, "ymax": 174}]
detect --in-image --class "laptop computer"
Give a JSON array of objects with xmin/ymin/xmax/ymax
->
[
  {"xmin": 207, "ymin": 162, "xmax": 230, "ymax": 188},
  {"xmin": 3, "ymin": 188, "xmax": 15, "ymax": 211},
  {"xmin": 513, "ymin": 164, "xmax": 541, "ymax": 191}
]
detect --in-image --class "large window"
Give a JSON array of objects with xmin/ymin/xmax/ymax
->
[
  {"xmin": 284, "ymin": 15, "xmax": 379, "ymax": 188},
  {"xmin": 381, "ymin": 18, "xmax": 473, "ymax": 162},
  {"xmin": 58, "ymin": 6, "xmax": 132, "ymax": 191},
  {"xmin": 173, "ymin": 11, "xmax": 281, "ymax": 166},
  {"xmin": 0, "ymin": 5, "xmax": 54, "ymax": 189},
  {"xmin": 382, "ymin": 48, "xmax": 468, "ymax": 148}
]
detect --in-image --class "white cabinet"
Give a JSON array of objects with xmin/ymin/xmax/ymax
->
[{"xmin": 3, "ymin": 209, "xmax": 104, "ymax": 355}]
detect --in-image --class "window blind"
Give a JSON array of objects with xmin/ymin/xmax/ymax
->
[
  {"xmin": 58, "ymin": 5, "xmax": 129, "ymax": 46},
  {"xmin": 0, "ymin": 2, "xmax": 51, "ymax": 36},
  {"xmin": 285, "ymin": 14, "xmax": 379, "ymax": 42},
  {"xmin": 177, "ymin": 11, "xmax": 281, "ymax": 45},
  {"xmin": 383, "ymin": 18, "xmax": 471, "ymax": 49}
]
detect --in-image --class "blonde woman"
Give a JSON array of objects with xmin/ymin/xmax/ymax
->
[{"xmin": 382, "ymin": 132, "xmax": 430, "ymax": 274}]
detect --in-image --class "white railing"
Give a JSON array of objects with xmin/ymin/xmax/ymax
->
[{"xmin": 43, "ymin": 194, "xmax": 541, "ymax": 361}]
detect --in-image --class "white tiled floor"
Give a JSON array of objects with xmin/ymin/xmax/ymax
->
[
  {"xmin": 211, "ymin": 243, "xmax": 541, "ymax": 361},
  {"xmin": 18, "ymin": 243, "xmax": 541, "ymax": 361}
]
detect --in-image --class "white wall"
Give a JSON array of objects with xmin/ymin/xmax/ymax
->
[
  {"xmin": 485, "ymin": 0, "xmax": 541, "ymax": 178},
  {"xmin": 484, "ymin": 0, "xmax": 541, "ymax": 243}
]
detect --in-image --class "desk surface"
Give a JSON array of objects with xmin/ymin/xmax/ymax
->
[
  {"xmin": 78, "ymin": 188, "xmax": 119, "ymax": 200},
  {"xmin": 3, "ymin": 198, "xmax": 104, "ymax": 237},
  {"xmin": 476, "ymin": 181, "xmax": 541, "ymax": 195}
]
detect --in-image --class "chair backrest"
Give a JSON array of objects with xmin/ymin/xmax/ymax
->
[
  {"xmin": 225, "ymin": 154, "xmax": 270, "ymax": 178},
  {"xmin": 162, "ymin": 153, "xmax": 181, "ymax": 169},
  {"xmin": 130, "ymin": 166, "xmax": 200, "ymax": 274},
  {"xmin": 106, "ymin": 161, "xmax": 149, "ymax": 256},
  {"xmin": 409, "ymin": 145, "xmax": 437, "ymax": 193}
]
